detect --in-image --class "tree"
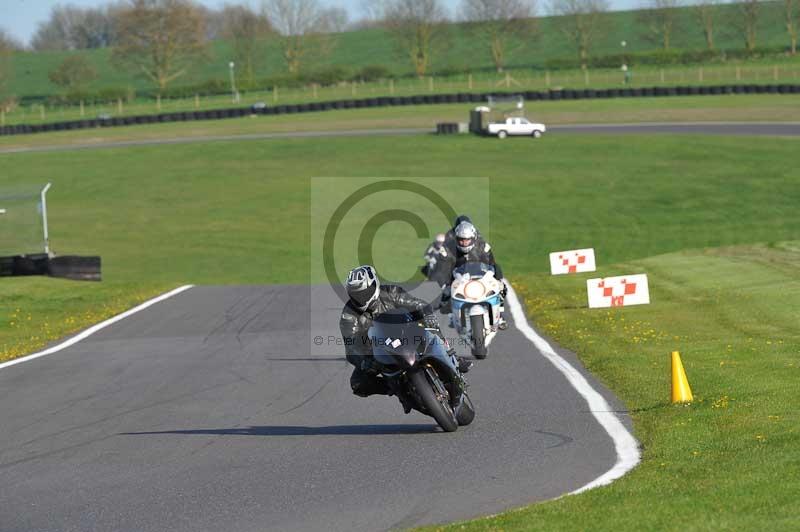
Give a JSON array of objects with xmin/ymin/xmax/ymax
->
[
  {"xmin": 786, "ymin": 0, "xmax": 799, "ymax": 54},
  {"xmin": 0, "ymin": 30, "xmax": 18, "ymax": 102},
  {"xmin": 732, "ymin": 0, "xmax": 760, "ymax": 52},
  {"xmin": 637, "ymin": 0, "xmax": 680, "ymax": 50},
  {"xmin": 461, "ymin": 0, "xmax": 537, "ymax": 72},
  {"xmin": 221, "ymin": 5, "xmax": 273, "ymax": 86},
  {"xmin": 384, "ymin": 0, "xmax": 449, "ymax": 78},
  {"xmin": 112, "ymin": 0, "xmax": 208, "ymax": 92},
  {"xmin": 31, "ymin": 4, "xmax": 119, "ymax": 50},
  {"xmin": 262, "ymin": 0, "xmax": 335, "ymax": 74},
  {"xmin": 551, "ymin": 0, "xmax": 609, "ymax": 69},
  {"xmin": 692, "ymin": 0, "xmax": 719, "ymax": 50},
  {"xmin": 320, "ymin": 7, "xmax": 350, "ymax": 32},
  {"xmin": 48, "ymin": 55, "xmax": 98, "ymax": 93}
]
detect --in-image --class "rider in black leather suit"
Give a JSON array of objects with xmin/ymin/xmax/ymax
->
[{"xmin": 339, "ymin": 265, "xmax": 471, "ymax": 398}]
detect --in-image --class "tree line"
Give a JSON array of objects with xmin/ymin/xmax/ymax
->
[{"xmin": 1, "ymin": 0, "xmax": 800, "ymax": 101}]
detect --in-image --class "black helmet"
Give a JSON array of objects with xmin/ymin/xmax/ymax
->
[
  {"xmin": 346, "ymin": 265, "xmax": 380, "ymax": 310},
  {"xmin": 453, "ymin": 214, "xmax": 472, "ymax": 230}
]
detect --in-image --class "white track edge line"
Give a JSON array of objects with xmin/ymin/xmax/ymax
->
[
  {"xmin": 0, "ymin": 284, "xmax": 195, "ymax": 371},
  {"xmin": 504, "ymin": 283, "xmax": 640, "ymax": 495}
]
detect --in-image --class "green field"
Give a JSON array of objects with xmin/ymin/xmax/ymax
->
[
  {"xmin": 1, "ymin": 126, "xmax": 799, "ymax": 529},
  {"xmin": 4, "ymin": 0, "xmax": 797, "ymax": 102}
]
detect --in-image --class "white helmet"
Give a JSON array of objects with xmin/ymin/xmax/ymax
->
[
  {"xmin": 346, "ymin": 265, "xmax": 380, "ymax": 310},
  {"xmin": 454, "ymin": 221, "xmax": 477, "ymax": 253}
]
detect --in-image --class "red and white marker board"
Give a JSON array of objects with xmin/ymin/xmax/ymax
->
[
  {"xmin": 587, "ymin": 274, "xmax": 650, "ymax": 308},
  {"xmin": 549, "ymin": 248, "xmax": 596, "ymax": 275}
]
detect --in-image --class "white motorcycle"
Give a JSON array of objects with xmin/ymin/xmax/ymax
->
[{"xmin": 449, "ymin": 262, "xmax": 505, "ymax": 359}]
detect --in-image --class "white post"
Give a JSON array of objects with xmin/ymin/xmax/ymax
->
[
  {"xmin": 229, "ymin": 61, "xmax": 239, "ymax": 103},
  {"xmin": 41, "ymin": 183, "xmax": 52, "ymax": 256}
]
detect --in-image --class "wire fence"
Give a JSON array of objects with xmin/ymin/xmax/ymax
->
[{"xmin": 2, "ymin": 63, "xmax": 800, "ymax": 127}]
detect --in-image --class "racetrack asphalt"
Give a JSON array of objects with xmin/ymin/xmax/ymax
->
[
  {"xmin": 0, "ymin": 121, "xmax": 798, "ymax": 155},
  {"xmin": 0, "ymin": 283, "xmax": 633, "ymax": 532}
]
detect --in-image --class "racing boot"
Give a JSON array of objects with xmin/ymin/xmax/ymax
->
[{"xmin": 457, "ymin": 356, "xmax": 473, "ymax": 373}]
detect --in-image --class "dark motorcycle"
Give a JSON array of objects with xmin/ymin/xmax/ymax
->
[{"xmin": 368, "ymin": 312, "xmax": 475, "ymax": 432}]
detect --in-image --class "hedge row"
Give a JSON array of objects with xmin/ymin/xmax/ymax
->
[{"xmin": 3, "ymin": 84, "xmax": 800, "ymax": 137}]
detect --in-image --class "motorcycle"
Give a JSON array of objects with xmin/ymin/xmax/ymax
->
[
  {"xmin": 368, "ymin": 312, "xmax": 475, "ymax": 432},
  {"xmin": 449, "ymin": 262, "xmax": 504, "ymax": 359}
]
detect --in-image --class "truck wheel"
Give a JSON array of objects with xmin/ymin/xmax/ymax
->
[
  {"xmin": 532, "ymin": 130, "xmax": 542, "ymax": 138},
  {"xmin": 497, "ymin": 130, "xmax": 507, "ymax": 139}
]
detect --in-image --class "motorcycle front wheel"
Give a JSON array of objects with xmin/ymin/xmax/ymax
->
[
  {"xmin": 470, "ymin": 314, "xmax": 488, "ymax": 359},
  {"xmin": 409, "ymin": 369, "xmax": 458, "ymax": 432},
  {"xmin": 455, "ymin": 393, "xmax": 475, "ymax": 426}
]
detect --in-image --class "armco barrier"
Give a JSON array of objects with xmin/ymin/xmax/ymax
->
[{"xmin": 3, "ymin": 84, "xmax": 799, "ymax": 137}]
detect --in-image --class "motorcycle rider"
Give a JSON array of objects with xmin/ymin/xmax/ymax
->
[
  {"xmin": 339, "ymin": 265, "xmax": 472, "ymax": 402},
  {"xmin": 421, "ymin": 233, "xmax": 448, "ymax": 281},
  {"xmin": 440, "ymin": 220, "xmax": 508, "ymax": 329},
  {"xmin": 443, "ymin": 215, "xmax": 477, "ymax": 257}
]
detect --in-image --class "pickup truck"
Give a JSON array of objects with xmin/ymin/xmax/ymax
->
[{"xmin": 486, "ymin": 117, "xmax": 546, "ymax": 139}]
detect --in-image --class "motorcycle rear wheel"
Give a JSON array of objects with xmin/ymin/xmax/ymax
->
[{"xmin": 409, "ymin": 369, "xmax": 458, "ymax": 433}]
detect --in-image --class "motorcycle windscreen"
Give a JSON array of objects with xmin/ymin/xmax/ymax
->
[
  {"xmin": 453, "ymin": 262, "xmax": 495, "ymax": 278},
  {"xmin": 368, "ymin": 314, "xmax": 425, "ymax": 368}
]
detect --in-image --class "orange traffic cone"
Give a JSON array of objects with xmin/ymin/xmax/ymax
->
[{"xmin": 671, "ymin": 351, "xmax": 693, "ymax": 403}]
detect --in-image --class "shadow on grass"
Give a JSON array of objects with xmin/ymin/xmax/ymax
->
[{"xmin": 123, "ymin": 424, "xmax": 438, "ymax": 437}]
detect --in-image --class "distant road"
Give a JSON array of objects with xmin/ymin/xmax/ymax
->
[{"xmin": 1, "ymin": 122, "xmax": 799, "ymax": 155}]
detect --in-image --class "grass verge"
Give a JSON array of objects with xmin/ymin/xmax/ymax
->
[{"xmin": 421, "ymin": 242, "xmax": 799, "ymax": 531}]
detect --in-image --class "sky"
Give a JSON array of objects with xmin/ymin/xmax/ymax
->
[{"xmin": 0, "ymin": 0, "xmax": 640, "ymax": 46}]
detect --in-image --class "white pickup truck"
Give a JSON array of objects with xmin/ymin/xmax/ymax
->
[{"xmin": 486, "ymin": 117, "xmax": 546, "ymax": 139}]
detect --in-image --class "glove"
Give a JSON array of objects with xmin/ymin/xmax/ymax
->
[
  {"xmin": 424, "ymin": 313, "xmax": 440, "ymax": 330},
  {"xmin": 501, "ymin": 283, "xmax": 508, "ymax": 298}
]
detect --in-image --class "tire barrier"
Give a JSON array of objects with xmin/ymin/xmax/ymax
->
[
  {"xmin": 436, "ymin": 122, "xmax": 460, "ymax": 135},
  {"xmin": 1, "ymin": 84, "xmax": 800, "ymax": 137},
  {"xmin": 48, "ymin": 255, "xmax": 102, "ymax": 281},
  {"xmin": 0, "ymin": 254, "xmax": 49, "ymax": 276},
  {"xmin": 0, "ymin": 254, "xmax": 101, "ymax": 281}
]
